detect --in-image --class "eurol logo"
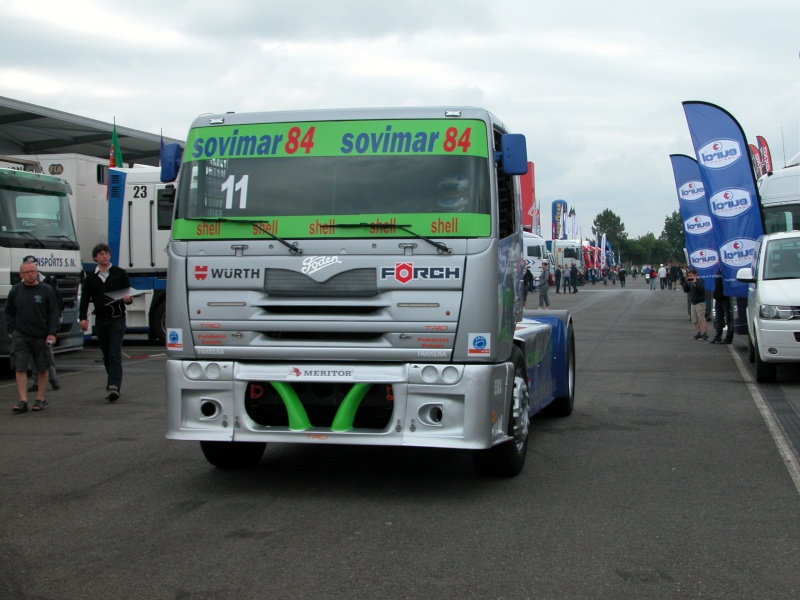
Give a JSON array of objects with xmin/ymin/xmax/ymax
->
[
  {"xmin": 689, "ymin": 248, "xmax": 719, "ymax": 267},
  {"xmin": 699, "ymin": 139, "xmax": 741, "ymax": 169},
  {"xmin": 684, "ymin": 215, "xmax": 713, "ymax": 235},
  {"xmin": 710, "ymin": 188, "xmax": 752, "ymax": 218},
  {"xmin": 720, "ymin": 238, "xmax": 756, "ymax": 268},
  {"xmin": 679, "ymin": 181, "xmax": 705, "ymax": 201}
]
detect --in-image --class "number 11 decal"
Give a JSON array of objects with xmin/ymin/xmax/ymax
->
[{"xmin": 222, "ymin": 174, "xmax": 249, "ymax": 210}]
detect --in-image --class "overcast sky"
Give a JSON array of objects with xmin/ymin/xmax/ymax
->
[{"xmin": 2, "ymin": 0, "xmax": 798, "ymax": 238}]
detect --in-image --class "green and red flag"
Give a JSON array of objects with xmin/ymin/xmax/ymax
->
[{"xmin": 109, "ymin": 121, "xmax": 123, "ymax": 167}]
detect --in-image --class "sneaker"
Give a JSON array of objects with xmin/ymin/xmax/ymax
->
[
  {"xmin": 722, "ymin": 339, "xmax": 733, "ymax": 344},
  {"xmin": 709, "ymin": 339, "xmax": 721, "ymax": 344},
  {"xmin": 700, "ymin": 334, "xmax": 709, "ymax": 341},
  {"xmin": 693, "ymin": 333, "xmax": 702, "ymax": 340},
  {"xmin": 51, "ymin": 380, "xmax": 61, "ymax": 390},
  {"xmin": 106, "ymin": 386, "xmax": 120, "ymax": 402}
]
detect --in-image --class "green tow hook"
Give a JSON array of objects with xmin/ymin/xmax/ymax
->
[
  {"xmin": 331, "ymin": 383, "xmax": 373, "ymax": 431},
  {"xmin": 269, "ymin": 382, "xmax": 312, "ymax": 430}
]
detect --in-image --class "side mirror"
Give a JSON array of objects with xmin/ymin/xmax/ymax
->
[
  {"xmin": 736, "ymin": 267, "xmax": 756, "ymax": 284},
  {"xmin": 160, "ymin": 143, "xmax": 183, "ymax": 183},
  {"xmin": 499, "ymin": 134, "xmax": 528, "ymax": 175}
]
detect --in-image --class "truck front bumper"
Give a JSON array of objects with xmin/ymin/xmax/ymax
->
[{"xmin": 165, "ymin": 359, "xmax": 513, "ymax": 450}]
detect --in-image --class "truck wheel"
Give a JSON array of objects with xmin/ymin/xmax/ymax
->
[
  {"xmin": 753, "ymin": 332, "xmax": 777, "ymax": 383},
  {"xmin": 747, "ymin": 334, "xmax": 755, "ymax": 364},
  {"xmin": 546, "ymin": 320, "xmax": 575, "ymax": 417},
  {"xmin": 152, "ymin": 301, "xmax": 167, "ymax": 346},
  {"xmin": 200, "ymin": 441, "xmax": 266, "ymax": 468},
  {"xmin": 472, "ymin": 346, "xmax": 530, "ymax": 477}
]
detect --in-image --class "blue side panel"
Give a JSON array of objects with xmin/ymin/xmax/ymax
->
[
  {"xmin": 516, "ymin": 313, "xmax": 571, "ymax": 413},
  {"xmin": 129, "ymin": 275, "xmax": 166, "ymax": 291},
  {"xmin": 107, "ymin": 169, "xmax": 127, "ymax": 262}
]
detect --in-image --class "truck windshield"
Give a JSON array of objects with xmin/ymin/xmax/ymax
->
[
  {"xmin": 763, "ymin": 205, "xmax": 800, "ymax": 234},
  {"xmin": 0, "ymin": 190, "xmax": 78, "ymax": 249},
  {"xmin": 173, "ymin": 118, "xmax": 492, "ymax": 240}
]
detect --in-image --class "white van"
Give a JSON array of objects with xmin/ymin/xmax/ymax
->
[{"xmin": 759, "ymin": 159, "xmax": 800, "ymax": 234}]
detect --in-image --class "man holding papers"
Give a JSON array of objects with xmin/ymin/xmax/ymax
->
[{"xmin": 79, "ymin": 243, "xmax": 133, "ymax": 402}]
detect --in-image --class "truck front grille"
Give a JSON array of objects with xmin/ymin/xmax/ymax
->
[{"xmin": 264, "ymin": 268, "xmax": 377, "ymax": 297}]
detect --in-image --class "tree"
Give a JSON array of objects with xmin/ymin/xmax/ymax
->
[
  {"xmin": 591, "ymin": 209, "xmax": 627, "ymax": 254},
  {"xmin": 660, "ymin": 210, "xmax": 685, "ymax": 262}
]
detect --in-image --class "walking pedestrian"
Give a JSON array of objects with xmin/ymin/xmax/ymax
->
[
  {"xmin": 30, "ymin": 270, "xmax": 63, "ymax": 391},
  {"xmin": 538, "ymin": 260, "xmax": 551, "ymax": 309},
  {"xmin": 554, "ymin": 265, "xmax": 562, "ymax": 293},
  {"xmin": 561, "ymin": 265, "xmax": 570, "ymax": 294},
  {"xmin": 618, "ymin": 265, "xmax": 627, "ymax": 287},
  {"xmin": 569, "ymin": 263, "xmax": 579, "ymax": 293},
  {"xmin": 79, "ymin": 244, "xmax": 133, "ymax": 402},
  {"xmin": 5, "ymin": 261, "xmax": 60, "ymax": 413}
]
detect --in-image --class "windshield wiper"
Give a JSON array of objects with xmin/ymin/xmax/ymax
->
[
  {"xmin": 4, "ymin": 230, "xmax": 46, "ymax": 248},
  {"xmin": 185, "ymin": 217, "xmax": 302, "ymax": 255},
  {"xmin": 47, "ymin": 235, "xmax": 79, "ymax": 250},
  {"xmin": 334, "ymin": 223, "xmax": 452, "ymax": 254}
]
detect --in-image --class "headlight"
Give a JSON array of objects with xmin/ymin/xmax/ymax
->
[{"xmin": 759, "ymin": 305, "xmax": 793, "ymax": 320}]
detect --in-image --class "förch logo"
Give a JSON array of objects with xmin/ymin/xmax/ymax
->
[
  {"xmin": 301, "ymin": 256, "xmax": 342, "ymax": 276},
  {"xmin": 380, "ymin": 262, "xmax": 461, "ymax": 284}
]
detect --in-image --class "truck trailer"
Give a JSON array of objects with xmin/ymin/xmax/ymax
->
[{"xmin": 164, "ymin": 107, "xmax": 575, "ymax": 476}]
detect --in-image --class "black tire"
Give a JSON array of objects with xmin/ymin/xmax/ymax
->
[
  {"xmin": 472, "ymin": 346, "xmax": 530, "ymax": 477},
  {"xmin": 753, "ymin": 332, "xmax": 777, "ymax": 383},
  {"xmin": 200, "ymin": 441, "xmax": 266, "ymax": 468},
  {"xmin": 546, "ymin": 320, "xmax": 575, "ymax": 417},
  {"xmin": 747, "ymin": 334, "xmax": 755, "ymax": 364},
  {"xmin": 151, "ymin": 301, "xmax": 167, "ymax": 346}
]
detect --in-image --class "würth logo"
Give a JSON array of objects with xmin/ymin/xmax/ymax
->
[{"xmin": 195, "ymin": 265, "xmax": 208, "ymax": 280}]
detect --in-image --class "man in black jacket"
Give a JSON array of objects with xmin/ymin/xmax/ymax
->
[
  {"xmin": 5, "ymin": 261, "xmax": 60, "ymax": 413},
  {"xmin": 710, "ymin": 265, "xmax": 734, "ymax": 344},
  {"xmin": 79, "ymin": 244, "xmax": 133, "ymax": 402},
  {"xmin": 683, "ymin": 268, "xmax": 708, "ymax": 341}
]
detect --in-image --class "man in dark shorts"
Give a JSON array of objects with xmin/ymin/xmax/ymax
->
[{"xmin": 5, "ymin": 261, "xmax": 60, "ymax": 413}]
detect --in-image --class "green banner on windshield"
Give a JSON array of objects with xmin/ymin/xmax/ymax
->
[
  {"xmin": 185, "ymin": 119, "xmax": 489, "ymax": 161},
  {"xmin": 172, "ymin": 214, "xmax": 490, "ymax": 240}
]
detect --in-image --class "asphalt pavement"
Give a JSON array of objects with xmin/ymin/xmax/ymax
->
[{"xmin": 2, "ymin": 281, "xmax": 799, "ymax": 600}]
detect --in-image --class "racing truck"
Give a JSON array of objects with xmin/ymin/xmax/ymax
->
[{"xmin": 163, "ymin": 107, "xmax": 575, "ymax": 476}]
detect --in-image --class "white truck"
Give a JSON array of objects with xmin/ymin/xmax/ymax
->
[
  {"xmin": 522, "ymin": 232, "xmax": 549, "ymax": 281},
  {"xmin": 0, "ymin": 167, "xmax": 84, "ymax": 357},
  {"xmin": 759, "ymin": 155, "xmax": 799, "ymax": 234},
  {"xmin": 549, "ymin": 238, "xmax": 583, "ymax": 272},
  {"xmin": 163, "ymin": 107, "xmax": 577, "ymax": 477},
  {"xmin": 3, "ymin": 154, "xmax": 171, "ymax": 343}
]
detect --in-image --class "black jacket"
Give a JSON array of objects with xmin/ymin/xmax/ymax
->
[
  {"xmin": 79, "ymin": 266, "xmax": 131, "ymax": 320},
  {"xmin": 683, "ymin": 277, "xmax": 706, "ymax": 305},
  {"xmin": 5, "ymin": 281, "xmax": 60, "ymax": 338}
]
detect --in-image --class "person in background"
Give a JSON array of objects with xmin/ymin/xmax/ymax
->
[
  {"xmin": 523, "ymin": 267, "xmax": 533, "ymax": 304},
  {"xmin": 618, "ymin": 264, "xmax": 627, "ymax": 287},
  {"xmin": 561, "ymin": 264, "xmax": 570, "ymax": 294},
  {"xmin": 5, "ymin": 261, "xmax": 60, "ymax": 413},
  {"xmin": 709, "ymin": 264, "xmax": 734, "ymax": 345},
  {"xmin": 569, "ymin": 262, "xmax": 579, "ymax": 293},
  {"xmin": 79, "ymin": 244, "xmax": 133, "ymax": 402},
  {"xmin": 29, "ymin": 265, "xmax": 63, "ymax": 392},
  {"xmin": 538, "ymin": 260, "xmax": 551, "ymax": 309},
  {"xmin": 683, "ymin": 268, "xmax": 709, "ymax": 341},
  {"xmin": 658, "ymin": 264, "xmax": 668, "ymax": 290}
]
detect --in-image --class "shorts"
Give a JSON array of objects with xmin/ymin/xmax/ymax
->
[
  {"xmin": 690, "ymin": 302, "xmax": 706, "ymax": 324},
  {"xmin": 10, "ymin": 332, "xmax": 52, "ymax": 373}
]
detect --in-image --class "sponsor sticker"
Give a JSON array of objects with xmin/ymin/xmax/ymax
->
[
  {"xmin": 167, "ymin": 328, "xmax": 183, "ymax": 349},
  {"xmin": 468, "ymin": 333, "xmax": 491, "ymax": 355}
]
